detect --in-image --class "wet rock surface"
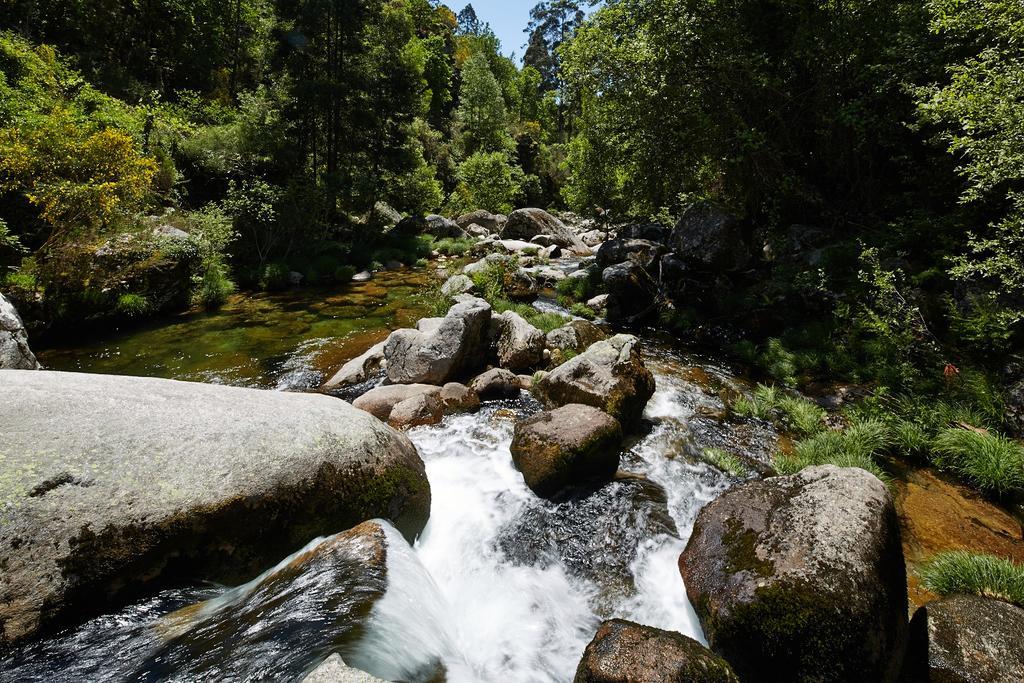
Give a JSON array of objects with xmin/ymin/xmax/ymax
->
[
  {"xmin": 510, "ymin": 404, "xmax": 623, "ymax": 499},
  {"xmin": 680, "ymin": 465, "xmax": 908, "ymax": 683},
  {"xmin": 0, "ymin": 371, "xmax": 430, "ymax": 647},
  {"xmin": 303, "ymin": 654, "xmax": 391, "ymax": 683},
  {"xmin": 903, "ymin": 594, "xmax": 1024, "ymax": 683},
  {"xmin": 574, "ymin": 619, "xmax": 739, "ymax": 683}
]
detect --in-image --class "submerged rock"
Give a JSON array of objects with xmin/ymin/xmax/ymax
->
[
  {"xmin": 510, "ymin": 404, "xmax": 623, "ymax": 499},
  {"xmin": 0, "ymin": 292, "xmax": 40, "ymax": 370},
  {"xmin": 491, "ymin": 310, "xmax": 545, "ymax": 370},
  {"xmin": 534, "ymin": 334, "xmax": 656, "ymax": 429},
  {"xmin": 574, "ymin": 619, "xmax": 739, "ymax": 683},
  {"xmin": 303, "ymin": 654, "xmax": 390, "ymax": 683},
  {"xmin": 384, "ymin": 297, "xmax": 491, "ymax": 384},
  {"xmin": 0, "ymin": 371, "xmax": 431, "ymax": 647},
  {"xmin": 679, "ymin": 465, "xmax": 908, "ymax": 683},
  {"xmin": 903, "ymin": 594, "xmax": 1024, "ymax": 683}
]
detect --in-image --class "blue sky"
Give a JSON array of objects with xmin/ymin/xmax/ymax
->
[{"xmin": 455, "ymin": 1, "xmax": 537, "ymax": 60}]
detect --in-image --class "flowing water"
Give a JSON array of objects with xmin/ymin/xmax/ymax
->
[{"xmin": 5, "ymin": 270, "xmax": 775, "ymax": 682}]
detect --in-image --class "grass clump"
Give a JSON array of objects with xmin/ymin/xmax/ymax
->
[
  {"xmin": 570, "ymin": 302, "xmax": 596, "ymax": 320},
  {"xmin": 733, "ymin": 384, "xmax": 782, "ymax": 421},
  {"xmin": 115, "ymin": 293, "xmax": 151, "ymax": 317},
  {"xmin": 193, "ymin": 265, "xmax": 235, "ymax": 309},
  {"xmin": 919, "ymin": 551, "xmax": 1024, "ymax": 607},
  {"xmin": 556, "ymin": 274, "xmax": 597, "ymax": 302},
  {"xmin": 776, "ymin": 418, "xmax": 891, "ymax": 482},
  {"xmin": 931, "ymin": 428, "xmax": 1024, "ymax": 498},
  {"xmin": 733, "ymin": 384, "xmax": 825, "ymax": 437},
  {"xmin": 702, "ymin": 448, "xmax": 751, "ymax": 478},
  {"xmin": 432, "ymin": 237, "xmax": 474, "ymax": 256},
  {"xmin": 492, "ymin": 298, "xmax": 568, "ymax": 333}
]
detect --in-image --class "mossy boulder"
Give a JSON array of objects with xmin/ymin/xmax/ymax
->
[
  {"xmin": 534, "ymin": 334, "xmax": 655, "ymax": 429},
  {"xmin": 0, "ymin": 371, "xmax": 430, "ymax": 647},
  {"xmin": 510, "ymin": 404, "xmax": 623, "ymax": 499},
  {"xmin": 903, "ymin": 594, "xmax": 1024, "ymax": 683},
  {"xmin": 679, "ymin": 465, "xmax": 908, "ymax": 682},
  {"xmin": 574, "ymin": 619, "xmax": 739, "ymax": 683}
]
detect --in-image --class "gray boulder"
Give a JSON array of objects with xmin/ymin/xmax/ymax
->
[
  {"xmin": 602, "ymin": 262, "xmax": 660, "ymax": 324},
  {"xmin": 510, "ymin": 404, "xmax": 622, "ymax": 499},
  {"xmin": 465, "ymin": 223, "xmax": 490, "ymax": 238},
  {"xmin": 369, "ymin": 202, "xmax": 402, "ymax": 232},
  {"xmin": 679, "ymin": 465, "xmax": 908, "ymax": 683},
  {"xmin": 322, "ymin": 341, "xmax": 386, "ymax": 390},
  {"xmin": 904, "ymin": 594, "xmax": 1024, "ymax": 683},
  {"xmin": 304, "ymin": 654, "xmax": 390, "ymax": 683},
  {"xmin": 502, "ymin": 208, "xmax": 592, "ymax": 255},
  {"xmin": 579, "ymin": 229, "xmax": 608, "ymax": 248},
  {"xmin": 491, "ymin": 311, "xmax": 545, "ymax": 370},
  {"xmin": 0, "ymin": 292, "xmax": 40, "ymax": 370},
  {"xmin": 353, "ymin": 383, "xmax": 442, "ymax": 422},
  {"xmin": 440, "ymin": 274, "xmax": 475, "ymax": 297},
  {"xmin": 617, "ymin": 222, "xmax": 670, "ymax": 243},
  {"xmin": 535, "ymin": 335, "xmax": 655, "ymax": 428},
  {"xmin": 496, "ymin": 239, "xmax": 542, "ymax": 255},
  {"xmin": 384, "ymin": 298, "xmax": 491, "ymax": 384},
  {"xmin": 0, "ymin": 371, "xmax": 430, "ymax": 647},
  {"xmin": 574, "ymin": 619, "xmax": 739, "ymax": 683},
  {"xmin": 456, "ymin": 210, "xmax": 506, "ymax": 233},
  {"xmin": 595, "ymin": 238, "xmax": 666, "ymax": 271},
  {"xmin": 668, "ymin": 201, "xmax": 749, "ymax": 272},
  {"xmin": 469, "ymin": 367, "xmax": 521, "ymax": 400},
  {"xmin": 395, "ymin": 214, "xmax": 466, "ymax": 239},
  {"xmin": 546, "ymin": 320, "xmax": 607, "ymax": 353}
]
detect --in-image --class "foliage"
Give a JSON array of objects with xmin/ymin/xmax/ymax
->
[
  {"xmin": 114, "ymin": 293, "xmax": 151, "ymax": 318},
  {"xmin": 456, "ymin": 52, "xmax": 512, "ymax": 155},
  {"xmin": 919, "ymin": 551, "xmax": 1024, "ymax": 607},
  {"xmin": 733, "ymin": 384, "xmax": 825, "ymax": 437},
  {"xmin": 454, "ymin": 151, "xmax": 522, "ymax": 214},
  {"xmin": 931, "ymin": 428, "xmax": 1024, "ymax": 498},
  {"xmin": 775, "ymin": 419, "xmax": 891, "ymax": 483},
  {"xmin": 702, "ymin": 447, "xmax": 750, "ymax": 479}
]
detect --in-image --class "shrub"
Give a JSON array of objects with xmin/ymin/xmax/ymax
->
[
  {"xmin": 433, "ymin": 237, "xmax": 474, "ymax": 256},
  {"xmin": 919, "ymin": 551, "xmax": 1024, "ymax": 607},
  {"xmin": 702, "ymin": 448, "xmax": 750, "ymax": 478},
  {"xmin": 454, "ymin": 151, "xmax": 523, "ymax": 214},
  {"xmin": 115, "ymin": 293, "xmax": 151, "ymax": 318},
  {"xmin": 931, "ymin": 428, "xmax": 1024, "ymax": 498},
  {"xmin": 570, "ymin": 302, "xmax": 596, "ymax": 320},
  {"xmin": 194, "ymin": 265, "xmax": 235, "ymax": 309},
  {"xmin": 470, "ymin": 260, "xmax": 516, "ymax": 304},
  {"xmin": 557, "ymin": 275, "xmax": 596, "ymax": 302},
  {"xmin": 334, "ymin": 265, "xmax": 356, "ymax": 283},
  {"xmin": 259, "ymin": 262, "xmax": 290, "ymax": 291}
]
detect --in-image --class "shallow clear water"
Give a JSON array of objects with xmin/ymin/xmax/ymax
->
[{"xmin": 6, "ymin": 277, "xmax": 765, "ymax": 682}]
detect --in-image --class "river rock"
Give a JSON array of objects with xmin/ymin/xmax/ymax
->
[
  {"xmin": 465, "ymin": 223, "xmax": 490, "ymax": 238},
  {"xmin": 0, "ymin": 371, "xmax": 431, "ymax": 647},
  {"xmin": 496, "ymin": 239, "xmax": 542, "ymax": 255},
  {"xmin": 491, "ymin": 311, "xmax": 545, "ymax": 370},
  {"xmin": 903, "ymin": 594, "xmax": 1024, "ymax": 683},
  {"xmin": 679, "ymin": 465, "xmax": 908, "ymax": 683},
  {"xmin": 469, "ymin": 367, "xmax": 521, "ymax": 400},
  {"xmin": 502, "ymin": 208, "xmax": 592, "ymax": 254},
  {"xmin": 353, "ymin": 384, "xmax": 440, "ymax": 421},
  {"xmin": 602, "ymin": 262, "xmax": 660, "ymax": 324},
  {"xmin": 511, "ymin": 404, "xmax": 623, "ymax": 499},
  {"xmin": 574, "ymin": 619, "xmax": 739, "ymax": 683},
  {"xmin": 0, "ymin": 292, "xmax": 40, "ymax": 370},
  {"xmin": 668, "ymin": 201, "xmax": 749, "ymax": 272},
  {"xmin": 387, "ymin": 392, "xmax": 445, "ymax": 429},
  {"xmin": 396, "ymin": 214, "xmax": 465, "ymax": 239},
  {"xmin": 595, "ymin": 238, "xmax": 666, "ymax": 271},
  {"xmin": 368, "ymin": 201, "xmax": 402, "ymax": 233},
  {"xmin": 352, "ymin": 270, "xmax": 372, "ymax": 283},
  {"xmin": 534, "ymin": 334, "xmax": 655, "ymax": 428},
  {"xmin": 580, "ymin": 229, "xmax": 607, "ymax": 248},
  {"xmin": 546, "ymin": 320, "xmax": 607, "ymax": 353},
  {"xmin": 440, "ymin": 274, "xmax": 474, "ymax": 297},
  {"xmin": 323, "ymin": 341, "xmax": 386, "ymax": 390},
  {"xmin": 304, "ymin": 654, "xmax": 390, "ymax": 683},
  {"xmin": 384, "ymin": 297, "xmax": 491, "ymax": 384},
  {"xmin": 439, "ymin": 382, "xmax": 480, "ymax": 413},
  {"xmin": 617, "ymin": 222, "xmax": 670, "ymax": 243},
  {"xmin": 456, "ymin": 209, "xmax": 506, "ymax": 233},
  {"xmin": 586, "ymin": 294, "xmax": 609, "ymax": 310}
]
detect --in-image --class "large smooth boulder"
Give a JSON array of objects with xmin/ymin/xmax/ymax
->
[
  {"xmin": 395, "ymin": 214, "xmax": 466, "ymax": 239},
  {"xmin": 546, "ymin": 320, "xmax": 607, "ymax": 353},
  {"xmin": 574, "ymin": 619, "xmax": 739, "ymax": 683},
  {"xmin": 455, "ymin": 209, "xmax": 506, "ymax": 234},
  {"xmin": 0, "ymin": 371, "xmax": 431, "ymax": 647},
  {"xmin": 595, "ymin": 238, "xmax": 666, "ymax": 271},
  {"xmin": 384, "ymin": 297, "xmax": 491, "ymax": 384},
  {"xmin": 502, "ymin": 208, "xmax": 591, "ymax": 254},
  {"xmin": 440, "ymin": 274, "xmax": 474, "ymax": 297},
  {"xmin": 617, "ymin": 222, "xmax": 670, "ymax": 243},
  {"xmin": 0, "ymin": 292, "xmax": 40, "ymax": 370},
  {"xmin": 322, "ymin": 341, "xmax": 386, "ymax": 390},
  {"xmin": 511, "ymin": 404, "xmax": 622, "ymax": 499},
  {"xmin": 304, "ymin": 654, "xmax": 390, "ymax": 683},
  {"xmin": 491, "ymin": 311, "xmax": 545, "ymax": 370},
  {"xmin": 602, "ymin": 262, "xmax": 660, "ymax": 324},
  {"xmin": 668, "ymin": 201, "xmax": 749, "ymax": 272},
  {"xmin": 535, "ymin": 334, "xmax": 655, "ymax": 428},
  {"xmin": 903, "ymin": 594, "xmax": 1024, "ymax": 683},
  {"xmin": 679, "ymin": 465, "xmax": 908, "ymax": 683},
  {"xmin": 353, "ymin": 384, "xmax": 443, "ymax": 426}
]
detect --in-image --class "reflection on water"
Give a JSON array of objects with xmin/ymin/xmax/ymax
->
[{"xmin": 35, "ymin": 270, "xmax": 432, "ymax": 390}]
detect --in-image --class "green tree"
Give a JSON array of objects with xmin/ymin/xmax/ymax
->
[
  {"xmin": 455, "ymin": 52, "xmax": 512, "ymax": 155},
  {"xmin": 455, "ymin": 151, "xmax": 523, "ymax": 214}
]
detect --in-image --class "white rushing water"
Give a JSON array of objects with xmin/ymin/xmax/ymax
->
[{"xmin": 346, "ymin": 355, "xmax": 734, "ymax": 683}]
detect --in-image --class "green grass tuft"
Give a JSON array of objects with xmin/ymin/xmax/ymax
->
[
  {"xmin": 931, "ymin": 428, "xmax": 1024, "ymax": 498},
  {"xmin": 702, "ymin": 448, "xmax": 751, "ymax": 478},
  {"xmin": 114, "ymin": 293, "xmax": 151, "ymax": 318},
  {"xmin": 919, "ymin": 551, "xmax": 1024, "ymax": 607},
  {"xmin": 775, "ymin": 418, "xmax": 891, "ymax": 483}
]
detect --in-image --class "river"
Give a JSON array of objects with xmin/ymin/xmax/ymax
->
[{"xmin": 4, "ymin": 268, "xmax": 775, "ymax": 682}]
